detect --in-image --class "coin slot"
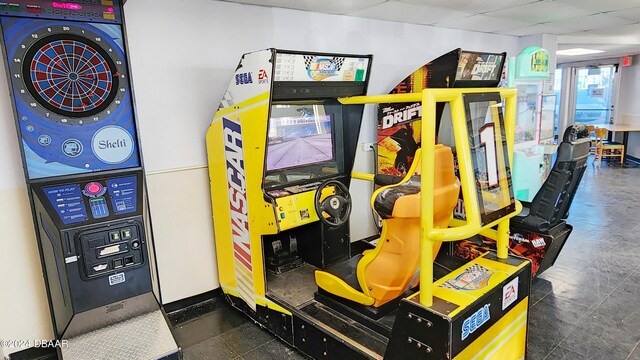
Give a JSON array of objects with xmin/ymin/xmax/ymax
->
[
  {"xmin": 99, "ymin": 244, "xmax": 121, "ymax": 257},
  {"xmin": 93, "ymin": 263, "xmax": 108, "ymax": 272}
]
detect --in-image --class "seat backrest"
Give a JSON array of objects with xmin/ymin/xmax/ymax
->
[
  {"xmin": 358, "ymin": 146, "xmax": 459, "ymax": 307},
  {"xmin": 526, "ymin": 125, "xmax": 590, "ymax": 229},
  {"xmin": 594, "ymin": 127, "xmax": 607, "ymax": 146}
]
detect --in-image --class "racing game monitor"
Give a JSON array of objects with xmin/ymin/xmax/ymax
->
[{"xmin": 266, "ymin": 105, "xmax": 335, "ymax": 172}]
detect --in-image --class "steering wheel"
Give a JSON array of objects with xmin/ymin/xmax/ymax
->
[{"xmin": 314, "ymin": 180, "xmax": 352, "ymax": 228}]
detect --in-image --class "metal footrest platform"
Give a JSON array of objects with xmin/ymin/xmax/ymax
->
[{"xmin": 61, "ymin": 310, "xmax": 180, "ymax": 360}]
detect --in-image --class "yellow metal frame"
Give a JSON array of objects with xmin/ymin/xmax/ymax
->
[{"xmin": 340, "ymin": 88, "xmax": 521, "ymax": 307}]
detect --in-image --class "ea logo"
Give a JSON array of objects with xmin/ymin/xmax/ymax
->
[{"xmin": 330, "ymin": 197, "xmax": 340, "ymax": 209}]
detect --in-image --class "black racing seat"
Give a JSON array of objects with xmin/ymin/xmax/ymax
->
[
  {"xmin": 511, "ymin": 124, "xmax": 590, "ymax": 233},
  {"xmin": 373, "ymin": 176, "xmax": 420, "ymax": 219}
]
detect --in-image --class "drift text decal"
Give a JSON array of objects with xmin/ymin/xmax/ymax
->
[
  {"xmin": 223, "ymin": 117, "xmax": 256, "ymax": 309},
  {"xmin": 380, "ymin": 103, "xmax": 422, "ymax": 130}
]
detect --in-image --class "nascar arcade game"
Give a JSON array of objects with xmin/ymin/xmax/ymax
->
[
  {"xmin": 0, "ymin": 1, "xmax": 179, "ymax": 359},
  {"xmin": 207, "ymin": 48, "xmax": 531, "ymax": 359}
]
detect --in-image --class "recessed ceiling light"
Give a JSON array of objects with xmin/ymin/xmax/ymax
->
[{"xmin": 556, "ymin": 48, "xmax": 605, "ymax": 56}]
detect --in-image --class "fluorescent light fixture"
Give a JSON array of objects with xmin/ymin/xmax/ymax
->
[{"xmin": 556, "ymin": 48, "xmax": 605, "ymax": 56}]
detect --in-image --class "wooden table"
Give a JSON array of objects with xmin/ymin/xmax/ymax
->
[{"xmin": 601, "ymin": 124, "xmax": 640, "ymax": 165}]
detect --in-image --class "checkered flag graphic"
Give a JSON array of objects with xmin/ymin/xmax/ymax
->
[
  {"xmin": 440, "ymin": 264, "xmax": 491, "ymax": 290},
  {"xmin": 304, "ymin": 56, "xmax": 313, "ymax": 70},
  {"xmin": 219, "ymin": 90, "xmax": 234, "ymax": 110},
  {"xmin": 304, "ymin": 56, "xmax": 346, "ymax": 71},
  {"xmin": 332, "ymin": 57, "xmax": 345, "ymax": 71}
]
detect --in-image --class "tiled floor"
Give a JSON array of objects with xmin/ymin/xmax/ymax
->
[{"xmin": 171, "ymin": 160, "xmax": 640, "ymax": 360}]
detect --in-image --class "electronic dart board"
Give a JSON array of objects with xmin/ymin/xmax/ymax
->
[
  {"xmin": 2, "ymin": 13, "xmax": 139, "ymax": 178},
  {"xmin": 0, "ymin": 2, "xmax": 179, "ymax": 359}
]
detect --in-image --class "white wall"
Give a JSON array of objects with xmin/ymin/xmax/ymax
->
[
  {"xmin": 0, "ymin": 0, "xmax": 520, "ymax": 353},
  {"xmin": 617, "ymin": 55, "xmax": 640, "ymax": 158}
]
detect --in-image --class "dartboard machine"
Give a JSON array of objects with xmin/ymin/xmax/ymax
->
[{"xmin": 0, "ymin": 2, "xmax": 179, "ymax": 359}]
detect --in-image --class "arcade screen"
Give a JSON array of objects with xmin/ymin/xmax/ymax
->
[{"xmin": 266, "ymin": 105, "xmax": 334, "ymax": 171}]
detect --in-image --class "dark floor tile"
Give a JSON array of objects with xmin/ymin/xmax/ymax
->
[
  {"xmin": 530, "ymin": 277, "xmax": 554, "ymax": 305},
  {"xmin": 183, "ymin": 335, "xmax": 240, "ymax": 360},
  {"xmin": 207, "ymin": 305, "xmax": 251, "ymax": 335},
  {"xmin": 558, "ymin": 315, "xmax": 638, "ymax": 359},
  {"xmin": 544, "ymin": 345, "xmax": 587, "ymax": 360},
  {"xmin": 544, "ymin": 268, "xmax": 618, "ymax": 309},
  {"xmin": 532, "ymin": 294, "xmax": 592, "ymax": 325},
  {"xmin": 240, "ymin": 339, "xmax": 307, "ymax": 360},
  {"xmin": 173, "ymin": 313, "xmax": 220, "ymax": 348},
  {"xmin": 221, "ymin": 322, "xmax": 276, "ymax": 355},
  {"xmin": 589, "ymin": 294, "xmax": 640, "ymax": 336},
  {"xmin": 527, "ymin": 296, "xmax": 582, "ymax": 359},
  {"xmin": 628, "ymin": 342, "xmax": 640, "ymax": 360},
  {"xmin": 526, "ymin": 343, "xmax": 550, "ymax": 360},
  {"xmin": 172, "ymin": 306, "xmax": 249, "ymax": 348}
]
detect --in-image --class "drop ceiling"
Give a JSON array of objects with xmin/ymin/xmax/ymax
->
[{"xmin": 221, "ymin": 0, "xmax": 640, "ymax": 63}]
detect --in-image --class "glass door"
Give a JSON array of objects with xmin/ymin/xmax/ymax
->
[{"xmin": 574, "ymin": 65, "xmax": 615, "ymax": 126}]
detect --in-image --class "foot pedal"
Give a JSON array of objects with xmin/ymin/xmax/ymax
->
[{"xmin": 61, "ymin": 310, "xmax": 180, "ymax": 360}]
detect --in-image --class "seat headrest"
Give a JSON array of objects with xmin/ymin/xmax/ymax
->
[
  {"xmin": 563, "ymin": 124, "xmax": 589, "ymax": 142},
  {"xmin": 557, "ymin": 138, "xmax": 590, "ymax": 162}
]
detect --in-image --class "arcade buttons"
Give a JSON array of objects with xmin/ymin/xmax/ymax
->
[{"xmin": 83, "ymin": 182, "xmax": 107, "ymax": 198}]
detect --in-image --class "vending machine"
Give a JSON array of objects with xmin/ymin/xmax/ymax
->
[{"xmin": 0, "ymin": 1, "xmax": 179, "ymax": 359}]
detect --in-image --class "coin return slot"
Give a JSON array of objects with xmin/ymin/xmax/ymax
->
[
  {"xmin": 124, "ymin": 256, "xmax": 134, "ymax": 266},
  {"xmin": 93, "ymin": 263, "xmax": 108, "ymax": 272}
]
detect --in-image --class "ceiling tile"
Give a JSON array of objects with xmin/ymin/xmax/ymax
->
[
  {"xmin": 485, "ymin": 1, "xmax": 595, "ymax": 23},
  {"xmin": 433, "ymin": 14, "xmax": 532, "ymax": 33},
  {"xmin": 581, "ymin": 22, "xmax": 640, "ymax": 36},
  {"xmin": 348, "ymin": 2, "xmax": 473, "ymax": 25},
  {"xmin": 608, "ymin": 6, "xmax": 640, "ymax": 22},
  {"xmin": 220, "ymin": 0, "xmax": 387, "ymax": 14},
  {"xmin": 496, "ymin": 23, "xmax": 581, "ymax": 36},
  {"xmin": 398, "ymin": 0, "xmax": 540, "ymax": 14},
  {"xmin": 551, "ymin": 0, "xmax": 640, "ymax": 13},
  {"xmin": 543, "ymin": 13, "xmax": 635, "ymax": 32}
]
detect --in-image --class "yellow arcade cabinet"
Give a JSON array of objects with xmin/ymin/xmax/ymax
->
[{"xmin": 206, "ymin": 48, "xmax": 531, "ymax": 359}]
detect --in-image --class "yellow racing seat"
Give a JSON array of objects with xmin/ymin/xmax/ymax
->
[{"xmin": 315, "ymin": 145, "xmax": 460, "ymax": 307}]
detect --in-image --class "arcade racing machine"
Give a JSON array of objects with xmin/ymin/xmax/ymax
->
[
  {"xmin": 0, "ymin": 2, "xmax": 179, "ymax": 359},
  {"xmin": 207, "ymin": 48, "xmax": 531, "ymax": 359}
]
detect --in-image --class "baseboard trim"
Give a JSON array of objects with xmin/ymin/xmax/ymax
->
[
  {"xmin": 163, "ymin": 288, "xmax": 223, "ymax": 314},
  {"xmin": 627, "ymin": 155, "xmax": 640, "ymax": 164}
]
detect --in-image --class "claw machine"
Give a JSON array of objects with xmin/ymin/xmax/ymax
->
[{"xmin": 509, "ymin": 46, "xmax": 554, "ymax": 202}]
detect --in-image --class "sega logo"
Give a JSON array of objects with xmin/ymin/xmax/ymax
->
[
  {"xmin": 235, "ymin": 72, "xmax": 253, "ymax": 85},
  {"xmin": 461, "ymin": 304, "xmax": 490, "ymax": 340}
]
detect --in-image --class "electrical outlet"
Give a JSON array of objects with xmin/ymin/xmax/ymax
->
[{"xmin": 360, "ymin": 142, "xmax": 376, "ymax": 151}]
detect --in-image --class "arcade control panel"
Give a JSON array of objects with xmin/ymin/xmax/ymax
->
[
  {"xmin": 42, "ymin": 175, "xmax": 139, "ymax": 225},
  {"xmin": 31, "ymin": 171, "xmax": 146, "ymax": 280}
]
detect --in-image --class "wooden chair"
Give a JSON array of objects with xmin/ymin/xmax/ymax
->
[
  {"xmin": 586, "ymin": 125, "xmax": 596, "ymax": 155},
  {"xmin": 592, "ymin": 127, "xmax": 624, "ymax": 166}
]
